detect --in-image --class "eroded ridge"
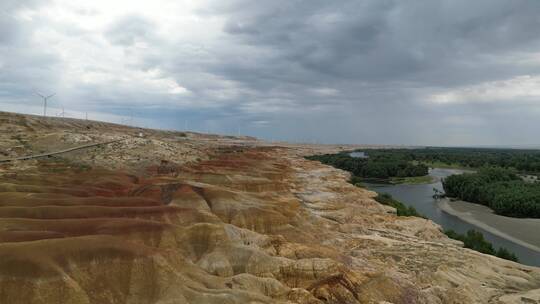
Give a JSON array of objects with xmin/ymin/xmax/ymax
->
[{"xmin": 0, "ymin": 146, "xmax": 539, "ymax": 304}]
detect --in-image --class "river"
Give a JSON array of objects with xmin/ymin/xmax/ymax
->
[{"xmin": 365, "ymin": 168, "xmax": 540, "ymax": 267}]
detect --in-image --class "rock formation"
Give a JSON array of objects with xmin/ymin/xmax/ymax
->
[{"xmin": 0, "ymin": 111, "xmax": 539, "ymax": 303}]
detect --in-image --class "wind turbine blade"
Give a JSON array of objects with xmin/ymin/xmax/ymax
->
[
  {"xmin": 46, "ymin": 93, "xmax": 56, "ymax": 99},
  {"xmin": 36, "ymin": 93, "xmax": 45, "ymax": 98}
]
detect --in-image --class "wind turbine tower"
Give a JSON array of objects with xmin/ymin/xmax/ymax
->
[{"xmin": 36, "ymin": 93, "xmax": 55, "ymax": 117}]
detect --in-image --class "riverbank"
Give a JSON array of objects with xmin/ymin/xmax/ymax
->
[
  {"xmin": 365, "ymin": 167, "xmax": 540, "ymax": 266},
  {"xmin": 438, "ymin": 198, "xmax": 540, "ymax": 253},
  {"xmin": 358, "ymin": 175, "xmax": 436, "ymax": 185},
  {"xmin": 389, "ymin": 175, "xmax": 436, "ymax": 184}
]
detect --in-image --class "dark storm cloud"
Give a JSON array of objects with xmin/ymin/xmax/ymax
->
[
  {"xmin": 191, "ymin": 0, "xmax": 540, "ymax": 145},
  {"xmin": 211, "ymin": 0, "xmax": 540, "ymax": 85}
]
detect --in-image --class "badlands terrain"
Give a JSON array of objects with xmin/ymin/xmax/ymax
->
[{"xmin": 0, "ymin": 111, "xmax": 539, "ymax": 304}]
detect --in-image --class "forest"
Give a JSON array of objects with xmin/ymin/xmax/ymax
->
[
  {"xmin": 306, "ymin": 152, "xmax": 428, "ymax": 179},
  {"xmin": 308, "ymin": 147, "xmax": 540, "ymax": 179},
  {"xmin": 442, "ymin": 168, "xmax": 540, "ymax": 218},
  {"xmin": 358, "ymin": 147, "xmax": 540, "ymax": 172}
]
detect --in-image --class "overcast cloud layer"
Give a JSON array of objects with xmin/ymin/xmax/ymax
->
[{"xmin": 2, "ymin": 0, "xmax": 540, "ymax": 145}]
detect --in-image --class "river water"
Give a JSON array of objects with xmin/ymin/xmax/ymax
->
[{"xmin": 365, "ymin": 168, "xmax": 540, "ymax": 267}]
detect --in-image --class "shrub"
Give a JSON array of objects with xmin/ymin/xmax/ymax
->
[
  {"xmin": 374, "ymin": 193, "xmax": 423, "ymax": 217},
  {"xmin": 444, "ymin": 229, "xmax": 518, "ymax": 262}
]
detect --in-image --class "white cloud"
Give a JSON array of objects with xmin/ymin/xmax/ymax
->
[
  {"xmin": 309, "ymin": 87, "xmax": 340, "ymax": 96},
  {"xmin": 251, "ymin": 120, "xmax": 269, "ymax": 126},
  {"xmin": 2, "ymin": 0, "xmax": 223, "ymax": 110},
  {"xmin": 430, "ymin": 75, "xmax": 540, "ymax": 104}
]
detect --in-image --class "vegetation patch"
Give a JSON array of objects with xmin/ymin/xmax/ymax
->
[
  {"xmin": 349, "ymin": 175, "xmax": 365, "ymax": 187},
  {"xmin": 444, "ymin": 229, "xmax": 518, "ymax": 262},
  {"xmin": 442, "ymin": 168, "xmax": 540, "ymax": 218},
  {"xmin": 374, "ymin": 193, "xmax": 423, "ymax": 217},
  {"xmin": 306, "ymin": 152, "xmax": 428, "ymax": 180},
  {"xmin": 359, "ymin": 147, "xmax": 540, "ymax": 173},
  {"xmin": 419, "ymin": 161, "xmax": 470, "ymax": 170}
]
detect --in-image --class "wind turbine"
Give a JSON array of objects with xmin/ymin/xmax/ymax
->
[{"xmin": 36, "ymin": 92, "xmax": 55, "ymax": 117}]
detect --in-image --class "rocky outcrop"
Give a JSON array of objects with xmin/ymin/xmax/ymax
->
[{"xmin": 0, "ymin": 112, "xmax": 539, "ymax": 303}]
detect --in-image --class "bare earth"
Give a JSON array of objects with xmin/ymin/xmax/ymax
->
[
  {"xmin": 439, "ymin": 199, "xmax": 540, "ymax": 253},
  {"xmin": 0, "ymin": 111, "xmax": 540, "ymax": 303}
]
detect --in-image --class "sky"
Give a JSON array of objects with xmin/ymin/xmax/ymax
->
[{"xmin": 2, "ymin": 0, "xmax": 540, "ymax": 145}]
